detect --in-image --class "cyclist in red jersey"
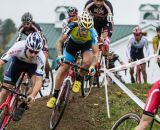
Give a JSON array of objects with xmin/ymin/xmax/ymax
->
[
  {"xmin": 135, "ymin": 80, "xmax": 160, "ymax": 130},
  {"xmin": 17, "ymin": 12, "xmax": 50, "ymax": 87}
]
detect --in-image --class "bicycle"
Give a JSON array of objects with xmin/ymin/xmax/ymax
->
[
  {"xmin": 111, "ymin": 112, "xmax": 160, "ymax": 130},
  {"xmin": 49, "ymin": 61, "xmax": 88, "ymax": 130},
  {"xmin": 105, "ymin": 68, "xmax": 160, "ymax": 130},
  {"xmin": 72, "ymin": 51, "xmax": 93, "ymax": 98},
  {"xmin": 0, "ymin": 72, "xmax": 29, "ymax": 130},
  {"xmin": 92, "ymin": 42, "xmax": 108, "ymax": 88}
]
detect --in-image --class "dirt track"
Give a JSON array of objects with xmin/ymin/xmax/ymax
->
[{"xmin": 8, "ymin": 87, "xmax": 115, "ymax": 130}]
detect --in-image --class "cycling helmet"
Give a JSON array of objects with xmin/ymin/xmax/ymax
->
[
  {"xmin": 67, "ymin": 7, "xmax": 78, "ymax": 17},
  {"xmin": 78, "ymin": 11, "xmax": 93, "ymax": 29},
  {"xmin": 132, "ymin": 26, "xmax": 142, "ymax": 35},
  {"xmin": 156, "ymin": 26, "xmax": 160, "ymax": 32},
  {"xmin": 26, "ymin": 32, "xmax": 43, "ymax": 52},
  {"xmin": 21, "ymin": 12, "xmax": 33, "ymax": 23}
]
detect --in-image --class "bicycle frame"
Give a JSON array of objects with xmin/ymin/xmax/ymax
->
[
  {"xmin": 0, "ymin": 87, "xmax": 19, "ymax": 129},
  {"xmin": 0, "ymin": 73, "xmax": 27, "ymax": 130}
]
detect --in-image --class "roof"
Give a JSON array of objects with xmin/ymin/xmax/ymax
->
[
  {"xmin": 139, "ymin": 4, "xmax": 160, "ymax": 11},
  {"xmin": 110, "ymin": 25, "xmax": 137, "ymax": 43},
  {"xmin": 7, "ymin": 23, "xmax": 62, "ymax": 49}
]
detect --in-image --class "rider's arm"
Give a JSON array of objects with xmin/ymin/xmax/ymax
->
[
  {"xmin": 126, "ymin": 39, "xmax": 132, "ymax": 61},
  {"xmin": 56, "ymin": 34, "xmax": 68, "ymax": 56},
  {"xmin": 0, "ymin": 41, "xmax": 23, "ymax": 63},
  {"xmin": 0, "ymin": 60, "xmax": 5, "ymax": 68},
  {"xmin": 30, "ymin": 75, "xmax": 43, "ymax": 97},
  {"xmin": 144, "ymin": 38, "xmax": 150, "ymax": 57},
  {"xmin": 31, "ymin": 52, "xmax": 46, "ymax": 97}
]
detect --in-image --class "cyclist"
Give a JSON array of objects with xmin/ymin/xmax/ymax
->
[
  {"xmin": 152, "ymin": 26, "xmax": 160, "ymax": 67},
  {"xmin": 17, "ymin": 12, "xmax": 50, "ymax": 87},
  {"xmin": 62, "ymin": 7, "xmax": 79, "ymax": 32},
  {"xmin": 135, "ymin": 80, "xmax": 160, "ymax": 130},
  {"xmin": 107, "ymin": 50, "xmax": 125, "ymax": 85},
  {"xmin": 46, "ymin": 11, "xmax": 99, "ymax": 109},
  {"xmin": 84, "ymin": 0, "xmax": 114, "ymax": 39},
  {"xmin": 0, "ymin": 32, "xmax": 46, "ymax": 121},
  {"xmin": 126, "ymin": 26, "xmax": 149, "ymax": 83},
  {"xmin": 84, "ymin": 0, "xmax": 114, "ymax": 67}
]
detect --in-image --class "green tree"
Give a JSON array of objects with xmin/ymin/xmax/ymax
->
[{"xmin": 1, "ymin": 18, "xmax": 17, "ymax": 38}]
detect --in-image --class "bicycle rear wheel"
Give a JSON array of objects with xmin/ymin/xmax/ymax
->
[
  {"xmin": 81, "ymin": 76, "xmax": 93, "ymax": 97},
  {"xmin": 111, "ymin": 113, "xmax": 140, "ymax": 130},
  {"xmin": 39, "ymin": 67, "xmax": 54, "ymax": 97},
  {"xmin": 49, "ymin": 80, "xmax": 71, "ymax": 130}
]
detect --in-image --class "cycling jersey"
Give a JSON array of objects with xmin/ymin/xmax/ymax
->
[
  {"xmin": 152, "ymin": 35, "xmax": 160, "ymax": 52},
  {"xmin": 126, "ymin": 36, "xmax": 149, "ymax": 61},
  {"xmin": 143, "ymin": 80, "xmax": 160, "ymax": 116},
  {"xmin": 1, "ymin": 41, "xmax": 46, "ymax": 76},
  {"xmin": 63, "ymin": 22, "xmax": 98, "ymax": 62},
  {"xmin": 84, "ymin": 0, "xmax": 114, "ymax": 37},
  {"xmin": 17, "ymin": 22, "xmax": 48, "ymax": 52}
]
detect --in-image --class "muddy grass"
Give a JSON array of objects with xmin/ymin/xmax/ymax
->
[{"xmin": 7, "ymin": 84, "xmax": 150, "ymax": 130}]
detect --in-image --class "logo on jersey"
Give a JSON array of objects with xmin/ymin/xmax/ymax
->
[
  {"xmin": 94, "ymin": 8, "xmax": 104, "ymax": 14},
  {"xmin": 8, "ymin": 50, "xmax": 21, "ymax": 56}
]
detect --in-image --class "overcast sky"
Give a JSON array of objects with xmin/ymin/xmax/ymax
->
[{"xmin": 0, "ymin": 0, "xmax": 159, "ymax": 27}]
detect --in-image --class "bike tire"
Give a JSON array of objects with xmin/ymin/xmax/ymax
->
[
  {"xmin": 111, "ymin": 113, "xmax": 140, "ymax": 130},
  {"xmin": 81, "ymin": 76, "xmax": 93, "ymax": 98},
  {"xmin": 49, "ymin": 80, "xmax": 71, "ymax": 130},
  {"xmin": 39, "ymin": 67, "xmax": 54, "ymax": 97}
]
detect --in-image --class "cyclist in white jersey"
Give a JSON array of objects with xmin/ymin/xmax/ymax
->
[
  {"xmin": 0, "ymin": 32, "xmax": 46, "ymax": 121},
  {"xmin": 126, "ymin": 27, "xmax": 149, "ymax": 83}
]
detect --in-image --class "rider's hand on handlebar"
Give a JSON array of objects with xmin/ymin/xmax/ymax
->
[
  {"xmin": 26, "ymin": 95, "xmax": 35, "ymax": 107},
  {"xmin": 89, "ymin": 66, "xmax": 96, "ymax": 76},
  {"xmin": 56, "ymin": 55, "xmax": 64, "ymax": 64}
]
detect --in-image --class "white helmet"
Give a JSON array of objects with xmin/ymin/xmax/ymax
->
[
  {"xmin": 26, "ymin": 32, "xmax": 43, "ymax": 52},
  {"xmin": 78, "ymin": 11, "xmax": 93, "ymax": 29}
]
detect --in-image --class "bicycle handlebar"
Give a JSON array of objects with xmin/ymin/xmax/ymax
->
[
  {"xmin": 1, "ymin": 85, "xmax": 27, "ymax": 98},
  {"xmin": 63, "ymin": 61, "xmax": 89, "ymax": 72}
]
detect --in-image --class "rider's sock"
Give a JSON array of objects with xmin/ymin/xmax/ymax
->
[{"xmin": 53, "ymin": 90, "xmax": 60, "ymax": 99}]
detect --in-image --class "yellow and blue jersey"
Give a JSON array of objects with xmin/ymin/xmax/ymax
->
[{"xmin": 64, "ymin": 22, "xmax": 98, "ymax": 45}]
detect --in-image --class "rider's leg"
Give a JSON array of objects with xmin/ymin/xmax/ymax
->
[
  {"xmin": 141, "ymin": 63, "xmax": 147, "ymax": 83},
  {"xmin": 47, "ymin": 63, "xmax": 70, "ymax": 108},
  {"xmin": 130, "ymin": 67, "xmax": 135, "ymax": 83}
]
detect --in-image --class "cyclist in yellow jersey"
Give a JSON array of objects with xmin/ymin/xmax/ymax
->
[
  {"xmin": 47, "ymin": 11, "xmax": 99, "ymax": 109},
  {"xmin": 152, "ymin": 26, "xmax": 160, "ymax": 67}
]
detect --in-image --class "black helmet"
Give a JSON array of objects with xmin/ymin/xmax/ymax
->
[
  {"xmin": 67, "ymin": 7, "xmax": 78, "ymax": 17},
  {"xmin": 156, "ymin": 26, "xmax": 160, "ymax": 32},
  {"xmin": 21, "ymin": 12, "xmax": 33, "ymax": 23}
]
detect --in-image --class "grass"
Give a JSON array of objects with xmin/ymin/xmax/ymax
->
[{"xmin": 92, "ymin": 83, "xmax": 160, "ymax": 130}]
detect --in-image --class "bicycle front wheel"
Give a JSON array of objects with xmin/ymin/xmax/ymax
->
[
  {"xmin": 49, "ymin": 80, "xmax": 71, "ymax": 130},
  {"xmin": 39, "ymin": 67, "xmax": 54, "ymax": 97},
  {"xmin": 111, "ymin": 113, "xmax": 140, "ymax": 130}
]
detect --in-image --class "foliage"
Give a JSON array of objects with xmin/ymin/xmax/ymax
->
[{"xmin": 1, "ymin": 18, "xmax": 17, "ymax": 38}]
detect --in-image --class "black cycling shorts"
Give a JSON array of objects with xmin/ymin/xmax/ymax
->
[{"xmin": 3, "ymin": 57, "xmax": 37, "ymax": 85}]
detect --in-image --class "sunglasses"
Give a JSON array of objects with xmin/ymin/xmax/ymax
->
[{"xmin": 28, "ymin": 49, "xmax": 39, "ymax": 54}]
